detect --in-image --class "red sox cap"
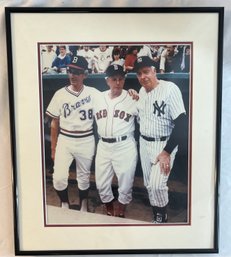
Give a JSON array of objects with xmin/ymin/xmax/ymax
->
[
  {"xmin": 105, "ymin": 64, "xmax": 126, "ymax": 77},
  {"xmin": 67, "ymin": 55, "xmax": 88, "ymax": 71},
  {"xmin": 133, "ymin": 56, "xmax": 156, "ymax": 72}
]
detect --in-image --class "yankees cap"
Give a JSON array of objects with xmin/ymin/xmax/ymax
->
[
  {"xmin": 133, "ymin": 56, "xmax": 156, "ymax": 72},
  {"xmin": 105, "ymin": 64, "xmax": 126, "ymax": 77},
  {"xmin": 67, "ymin": 55, "xmax": 88, "ymax": 71}
]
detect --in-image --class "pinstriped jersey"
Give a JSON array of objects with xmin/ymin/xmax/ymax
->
[
  {"xmin": 46, "ymin": 85, "xmax": 100, "ymax": 137},
  {"xmin": 137, "ymin": 80, "xmax": 186, "ymax": 138},
  {"xmin": 94, "ymin": 90, "xmax": 138, "ymax": 138}
]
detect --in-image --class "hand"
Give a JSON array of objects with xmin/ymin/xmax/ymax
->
[
  {"xmin": 153, "ymin": 150, "xmax": 171, "ymax": 175},
  {"xmin": 128, "ymin": 89, "xmax": 139, "ymax": 101}
]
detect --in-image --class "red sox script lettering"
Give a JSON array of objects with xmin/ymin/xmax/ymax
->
[{"xmin": 96, "ymin": 109, "xmax": 132, "ymax": 122}]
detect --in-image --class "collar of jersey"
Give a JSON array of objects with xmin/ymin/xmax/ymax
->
[
  {"xmin": 65, "ymin": 85, "xmax": 84, "ymax": 97},
  {"xmin": 104, "ymin": 89, "xmax": 128, "ymax": 104}
]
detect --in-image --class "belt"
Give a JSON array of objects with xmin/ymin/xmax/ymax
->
[
  {"xmin": 60, "ymin": 128, "xmax": 94, "ymax": 138},
  {"xmin": 141, "ymin": 135, "xmax": 167, "ymax": 142},
  {"xmin": 101, "ymin": 136, "xmax": 127, "ymax": 143},
  {"xmin": 60, "ymin": 132, "xmax": 94, "ymax": 138}
]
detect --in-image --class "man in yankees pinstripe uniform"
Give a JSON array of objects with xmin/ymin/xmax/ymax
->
[
  {"xmin": 134, "ymin": 56, "xmax": 187, "ymax": 223},
  {"xmin": 46, "ymin": 55, "xmax": 100, "ymax": 211}
]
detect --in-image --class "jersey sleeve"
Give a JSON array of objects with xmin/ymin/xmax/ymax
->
[
  {"xmin": 46, "ymin": 91, "xmax": 61, "ymax": 119},
  {"xmin": 90, "ymin": 87, "xmax": 103, "ymax": 115},
  {"xmin": 169, "ymin": 83, "xmax": 186, "ymax": 120}
]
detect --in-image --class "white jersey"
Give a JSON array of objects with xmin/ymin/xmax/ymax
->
[
  {"xmin": 78, "ymin": 49, "xmax": 95, "ymax": 70},
  {"xmin": 41, "ymin": 50, "xmax": 57, "ymax": 69},
  {"xmin": 46, "ymin": 85, "xmax": 100, "ymax": 137},
  {"xmin": 94, "ymin": 90, "xmax": 138, "ymax": 137},
  {"xmin": 110, "ymin": 58, "xmax": 125, "ymax": 66},
  {"xmin": 93, "ymin": 47, "xmax": 112, "ymax": 73},
  {"xmin": 137, "ymin": 80, "xmax": 185, "ymax": 138},
  {"xmin": 137, "ymin": 45, "xmax": 153, "ymax": 59}
]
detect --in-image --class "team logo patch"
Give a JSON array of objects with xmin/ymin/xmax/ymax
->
[
  {"xmin": 153, "ymin": 101, "xmax": 166, "ymax": 116},
  {"xmin": 72, "ymin": 56, "xmax": 78, "ymax": 63},
  {"xmin": 113, "ymin": 64, "xmax": 119, "ymax": 70}
]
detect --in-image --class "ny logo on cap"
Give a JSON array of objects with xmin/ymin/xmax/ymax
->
[
  {"xmin": 72, "ymin": 56, "xmax": 78, "ymax": 63},
  {"xmin": 137, "ymin": 57, "xmax": 143, "ymax": 63},
  {"xmin": 113, "ymin": 64, "xmax": 119, "ymax": 70}
]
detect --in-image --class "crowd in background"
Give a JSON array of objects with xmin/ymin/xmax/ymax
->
[{"xmin": 41, "ymin": 44, "xmax": 191, "ymax": 75}]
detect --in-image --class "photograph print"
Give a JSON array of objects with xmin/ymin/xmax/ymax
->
[{"xmin": 39, "ymin": 42, "xmax": 191, "ymax": 226}]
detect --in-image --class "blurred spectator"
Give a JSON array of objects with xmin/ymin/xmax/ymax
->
[
  {"xmin": 159, "ymin": 45, "xmax": 182, "ymax": 73},
  {"xmin": 150, "ymin": 45, "xmax": 165, "ymax": 72},
  {"xmin": 137, "ymin": 45, "xmax": 153, "ymax": 59},
  {"xmin": 55, "ymin": 45, "xmax": 71, "ymax": 56},
  {"xmin": 150, "ymin": 45, "xmax": 165, "ymax": 58},
  {"xmin": 41, "ymin": 45, "xmax": 57, "ymax": 74},
  {"xmin": 78, "ymin": 46, "xmax": 95, "ymax": 73},
  {"xmin": 110, "ymin": 47, "xmax": 125, "ymax": 66},
  {"xmin": 52, "ymin": 45, "xmax": 71, "ymax": 73},
  {"xmin": 69, "ymin": 45, "xmax": 79, "ymax": 56},
  {"xmin": 124, "ymin": 46, "xmax": 140, "ymax": 72},
  {"xmin": 93, "ymin": 45, "xmax": 112, "ymax": 73},
  {"xmin": 179, "ymin": 45, "xmax": 191, "ymax": 73},
  {"xmin": 120, "ymin": 46, "xmax": 129, "ymax": 59}
]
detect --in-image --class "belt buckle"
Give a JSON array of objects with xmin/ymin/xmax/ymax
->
[{"xmin": 117, "ymin": 136, "xmax": 121, "ymax": 142}]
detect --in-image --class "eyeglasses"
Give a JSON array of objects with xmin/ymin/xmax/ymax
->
[{"xmin": 67, "ymin": 68, "xmax": 85, "ymax": 76}]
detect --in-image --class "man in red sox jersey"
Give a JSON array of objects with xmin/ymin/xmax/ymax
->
[
  {"xmin": 46, "ymin": 55, "xmax": 100, "ymax": 211},
  {"xmin": 94, "ymin": 64, "xmax": 138, "ymax": 218},
  {"xmin": 134, "ymin": 56, "xmax": 187, "ymax": 223}
]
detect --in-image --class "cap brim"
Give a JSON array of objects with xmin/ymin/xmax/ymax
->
[
  {"xmin": 67, "ymin": 64, "xmax": 85, "ymax": 70},
  {"xmin": 134, "ymin": 63, "xmax": 155, "ymax": 72},
  {"xmin": 107, "ymin": 71, "xmax": 126, "ymax": 77}
]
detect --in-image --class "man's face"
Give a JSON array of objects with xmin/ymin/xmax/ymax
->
[
  {"xmin": 83, "ymin": 46, "xmax": 89, "ymax": 51},
  {"xmin": 132, "ymin": 48, "xmax": 138, "ymax": 55},
  {"xmin": 59, "ymin": 47, "xmax": 66, "ymax": 55},
  {"xmin": 46, "ymin": 46, "xmax": 53, "ymax": 52},
  {"xmin": 186, "ymin": 48, "xmax": 190, "ymax": 55},
  {"xmin": 67, "ymin": 68, "xmax": 86, "ymax": 88},
  {"xmin": 166, "ymin": 45, "xmax": 175, "ymax": 56},
  {"xmin": 99, "ymin": 45, "xmax": 107, "ymax": 52},
  {"xmin": 106, "ymin": 74, "xmax": 125, "ymax": 95},
  {"xmin": 136, "ymin": 66, "xmax": 156, "ymax": 92}
]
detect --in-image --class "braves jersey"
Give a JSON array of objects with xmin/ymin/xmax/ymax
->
[
  {"xmin": 46, "ymin": 85, "xmax": 100, "ymax": 137},
  {"xmin": 137, "ymin": 80, "xmax": 185, "ymax": 138},
  {"xmin": 94, "ymin": 90, "xmax": 138, "ymax": 137}
]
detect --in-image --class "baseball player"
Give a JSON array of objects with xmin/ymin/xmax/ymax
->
[
  {"xmin": 94, "ymin": 64, "xmax": 138, "ymax": 218},
  {"xmin": 46, "ymin": 55, "xmax": 100, "ymax": 211},
  {"xmin": 134, "ymin": 56, "xmax": 187, "ymax": 223}
]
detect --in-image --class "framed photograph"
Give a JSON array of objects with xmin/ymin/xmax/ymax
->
[{"xmin": 5, "ymin": 7, "xmax": 223, "ymax": 255}]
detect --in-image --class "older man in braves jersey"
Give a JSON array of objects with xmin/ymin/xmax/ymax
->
[
  {"xmin": 94, "ymin": 64, "xmax": 138, "ymax": 218},
  {"xmin": 134, "ymin": 56, "xmax": 187, "ymax": 223},
  {"xmin": 46, "ymin": 55, "xmax": 100, "ymax": 211}
]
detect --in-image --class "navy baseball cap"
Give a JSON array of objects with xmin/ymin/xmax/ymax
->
[
  {"xmin": 105, "ymin": 64, "xmax": 126, "ymax": 77},
  {"xmin": 67, "ymin": 55, "xmax": 88, "ymax": 71},
  {"xmin": 134, "ymin": 56, "xmax": 156, "ymax": 72}
]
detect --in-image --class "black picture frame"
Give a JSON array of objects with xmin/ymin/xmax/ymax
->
[{"xmin": 5, "ymin": 7, "xmax": 223, "ymax": 255}]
